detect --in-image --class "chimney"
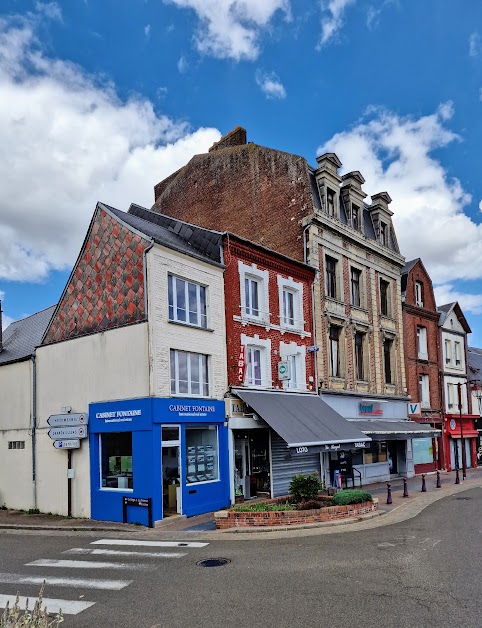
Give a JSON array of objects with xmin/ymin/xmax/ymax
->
[
  {"xmin": 209, "ymin": 126, "xmax": 247, "ymax": 152},
  {"xmin": 0, "ymin": 301, "xmax": 3, "ymax": 352}
]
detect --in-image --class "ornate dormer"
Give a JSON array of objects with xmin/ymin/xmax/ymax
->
[
  {"xmin": 315, "ymin": 153, "xmax": 342, "ymax": 220},
  {"xmin": 369, "ymin": 192, "xmax": 398, "ymax": 252},
  {"xmin": 340, "ymin": 171, "xmax": 367, "ymax": 234}
]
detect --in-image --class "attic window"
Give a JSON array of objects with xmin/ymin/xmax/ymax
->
[
  {"xmin": 352, "ymin": 205, "xmax": 360, "ymax": 231},
  {"xmin": 327, "ymin": 188, "xmax": 335, "ymax": 217},
  {"xmin": 380, "ymin": 222, "xmax": 388, "ymax": 246}
]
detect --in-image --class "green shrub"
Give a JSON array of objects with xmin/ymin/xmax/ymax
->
[
  {"xmin": 332, "ymin": 489, "xmax": 373, "ymax": 506},
  {"xmin": 233, "ymin": 502, "xmax": 294, "ymax": 512},
  {"xmin": 289, "ymin": 473, "xmax": 323, "ymax": 503},
  {"xmin": 27, "ymin": 508, "xmax": 40, "ymax": 515},
  {"xmin": 0, "ymin": 582, "xmax": 63, "ymax": 627}
]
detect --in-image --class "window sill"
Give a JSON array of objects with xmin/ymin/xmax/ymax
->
[
  {"xmin": 168, "ymin": 319, "xmax": 214, "ymax": 332},
  {"xmin": 170, "ymin": 393, "xmax": 212, "ymax": 399}
]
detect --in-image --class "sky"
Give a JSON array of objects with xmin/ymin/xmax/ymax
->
[{"xmin": 1, "ymin": 0, "xmax": 482, "ymax": 345}]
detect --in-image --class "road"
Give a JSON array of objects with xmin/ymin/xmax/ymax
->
[{"xmin": 1, "ymin": 487, "xmax": 481, "ymax": 628}]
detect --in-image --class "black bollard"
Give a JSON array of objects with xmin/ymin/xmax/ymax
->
[
  {"xmin": 436, "ymin": 470, "xmax": 441, "ymax": 488},
  {"xmin": 455, "ymin": 468, "xmax": 460, "ymax": 484},
  {"xmin": 421, "ymin": 474, "xmax": 426, "ymax": 492},
  {"xmin": 386, "ymin": 482, "xmax": 392, "ymax": 505},
  {"xmin": 403, "ymin": 477, "xmax": 409, "ymax": 497}
]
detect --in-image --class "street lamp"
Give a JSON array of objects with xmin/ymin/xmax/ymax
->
[{"xmin": 456, "ymin": 381, "xmax": 482, "ymax": 480}]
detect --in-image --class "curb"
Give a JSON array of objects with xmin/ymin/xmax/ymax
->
[{"xmin": 0, "ymin": 524, "xmax": 139, "ymax": 532}]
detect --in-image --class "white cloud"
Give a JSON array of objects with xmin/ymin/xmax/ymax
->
[
  {"xmin": 434, "ymin": 285, "xmax": 482, "ymax": 315},
  {"xmin": 0, "ymin": 14, "xmax": 221, "ymax": 283},
  {"xmin": 34, "ymin": 2, "xmax": 62, "ymax": 21},
  {"xmin": 319, "ymin": 0, "xmax": 355, "ymax": 47},
  {"xmin": 2, "ymin": 313, "xmax": 14, "ymax": 331},
  {"xmin": 255, "ymin": 70, "xmax": 286, "ymax": 99},
  {"xmin": 318, "ymin": 103, "xmax": 482, "ymax": 284},
  {"xmin": 469, "ymin": 32, "xmax": 480, "ymax": 57},
  {"xmin": 144, "ymin": 24, "xmax": 151, "ymax": 38},
  {"xmin": 164, "ymin": 0, "xmax": 291, "ymax": 60},
  {"xmin": 177, "ymin": 55, "xmax": 188, "ymax": 73}
]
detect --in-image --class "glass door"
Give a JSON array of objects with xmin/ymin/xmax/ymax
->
[
  {"xmin": 162, "ymin": 425, "xmax": 181, "ymax": 516},
  {"xmin": 234, "ymin": 437, "xmax": 251, "ymax": 499}
]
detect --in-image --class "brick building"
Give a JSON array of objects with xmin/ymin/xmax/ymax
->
[
  {"xmin": 151, "ymin": 127, "xmax": 438, "ymax": 485},
  {"xmin": 401, "ymin": 258, "xmax": 442, "ymax": 473}
]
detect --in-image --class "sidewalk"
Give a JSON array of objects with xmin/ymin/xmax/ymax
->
[{"xmin": 1, "ymin": 468, "xmax": 481, "ymax": 538}]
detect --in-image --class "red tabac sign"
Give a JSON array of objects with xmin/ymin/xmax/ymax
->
[{"xmin": 237, "ymin": 345, "xmax": 246, "ymax": 383}]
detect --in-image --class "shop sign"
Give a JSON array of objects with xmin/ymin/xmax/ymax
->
[
  {"xmin": 229, "ymin": 398, "xmax": 248, "ymax": 417},
  {"xmin": 48, "ymin": 426, "xmax": 87, "ymax": 439},
  {"xmin": 95, "ymin": 409, "xmax": 142, "ymax": 423},
  {"xmin": 292, "ymin": 441, "xmax": 367, "ymax": 455},
  {"xmin": 48, "ymin": 413, "xmax": 89, "ymax": 427},
  {"xmin": 408, "ymin": 403, "xmax": 421, "ymax": 416},
  {"xmin": 168, "ymin": 403, "xmax": 216, "ymax": 418},
  {"xmin": 449, "ymin": 418, "xmax": 457, "ymax": 430},
  {"xmin": 359, "ymin": 403, "xmax": 383, "ymax": 416},
  {"xmin": 278, "ymin": 361, "xmax": 290, "ymax": 381},
  {"xmin": 237, "ymin": 345, "xmax": 246, "ymax": 383},
  {"xmin": 53, "ymin": 439, "xmax": 80, "ymax": 449}
]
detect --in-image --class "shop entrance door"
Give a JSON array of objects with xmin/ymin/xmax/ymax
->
[
  {"xmin": 387, "ymin": 441, "xmax": 398, "ymax": 474},
  {"xmin": 162, "ymin": 425, "xmax": 181, "ymax": 517},
  {"xmin": 450, "ymin": 438, "xmax": 462, "ymax": 470},
  {"xmin": 234, "ymin": 437, "xmax": 251, "ymax": 499}
]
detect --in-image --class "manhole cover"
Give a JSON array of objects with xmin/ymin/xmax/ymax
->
[{"xmin": 196, "ymin": 558, "xmax": 231, "ymax": 568}]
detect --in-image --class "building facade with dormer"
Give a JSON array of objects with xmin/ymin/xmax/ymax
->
[{"xmin": 150, "ymin": 127, "xmax": 438, "ymax": 486}]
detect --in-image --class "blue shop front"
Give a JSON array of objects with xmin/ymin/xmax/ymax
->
[{"xmin": 89, "ymin": 397, "xmax": 230, "ymax": 525}]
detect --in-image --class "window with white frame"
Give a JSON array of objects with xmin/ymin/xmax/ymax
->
[
  {"xmin": 454, "ymin": 341, "xmax": 462, "ymax": 367},
  {"xmin": 277, "ymin": 276, "xmax": 303, "ymax": 331},
  {"xmin": 242, "ymin": 335, "xmax": 271, "ymax": 388},
  {"xmin": 415, "ymin": 281, "xmax": 424, "ymax": 307},
  {"xmin": 238, "ymin": 262, "xmax": 269, "ymax": 323},
  {"xmin": 419, "ymin": 374, "xmax": 430, "ymax": 408},
  {"xmin": 326, "ymin": 188, "xmax": 335, "ymax": 217},
  {"xmin": 445, "ymin": 339, "xmax": 452, "ymax": 365},
  {"xmin": 380, "ymin": 222, "xmax": 388, "ymax": 246},
  {"xmin": 352, "ymin": 204, "xmax": 360, "ymax": 231},
  {"xmin": 170, "ymin": 350, "xmax": 209, "ymax": 396},
  {"xmin": 280, "ymin": 342, "xmax": 306, "ymax": 391},
  {"xmin": 330, "ymin": 325, "xmax": 341, "ymax": 377},
  {"xmin": 168, "ymin": 275, "xmax": 207, "ymax": 328},
  {"xmin": 417, "ymin": 326, "xmax": 428, "ymax": 360},
  {"xmin": 446, "ymin": 382, "xmax": 454, "ymax": 410}
]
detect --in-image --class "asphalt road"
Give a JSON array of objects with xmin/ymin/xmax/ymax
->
[{"xmin": 1, "ymin": 488, "xmax": 481, "ymax": 628}]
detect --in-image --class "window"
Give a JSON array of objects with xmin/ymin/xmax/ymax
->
[
  {"xmin": 445, "ymin": 339, "xmax": 452, "ymax": 365},
  {"xmin": 282, "ymin": 289, "xmax": 295, "ymax": 326},
  {"xmin": 186, "ymin": 426, "xmax": 218, "ymax": 484},
  {"xmin": 245, "ymin": 276, "xmax": 260, "ymax": 317},
  {"xmin": 278, "ymin": 276, "xmax": 303, "ymax": 331},
  {"xmin": 238, "ymin": 261, "xmax": 268, "ymax": 323},
  {"xmin": 280, "ymin": 342, "xmax": 306, "ymax": 391},
  {"xmin": 168, "ymin": 275, "xmax": 207, "ymax": 328},
  {"xmin": 417, "ymin": 326, "xmax": 428, "ymax": 360},
  {"xmin": 364, "ymin": 441, "xmax": 388, "ymax": 464},
  {"xmin": 351, "ymin": 268, "xmax": 361, "ymax": 307},
  {"xmin": 454, "ymin": 342, "xmax": 462, "ymax": 366},
  {"xmin": 415, "ymin": 281, "xmax": 424, "ymax": 307},
  {"xmin": 330, "ymin": 326, "xmax": 341, "ymax": 377},
  {"xmin": 100, "ymin": 432, "xmax": 133, "ymax": 490},
  {"xmin": 170, "ymin": 350, "xmax": 209, "ymax": 396},
  {"xmin": 419, "ymin": 374, "xmax": 430, "ymax": 408},
  {"xmin": 380, "ymin": 279, "xmax": 390, "ymax": 316},
  {"xmin": 384, "ymin": 338, "xmax": 393, "ymax": 384},
  {"xmin": 354, "ymin": 332, "xmax": 365, "ymax": 381},
  {"xmin": 446, "ymin": 382, "xmax": 454, "ymax": 410},
  {"xmin": 287, "ymin": 354, "xmax": 299, "ymax": 389},
  {"xmin": 246, "ymin": 346, "xmax": 262, "ymax": 386},
  {"xmin": 327, "ymin": 188, "xmax": 335, "ymax": 217},
  {"xmin": 326, "ymin": 256, "xmax": 337, "ymax": 299},
  {"xmin": 413, "ymin": 438, "xmax": 433, "ymax": 465},
  {"xmin": 352, "ymin": 204, "xmax": 360, "ymax": 230},
  {"xmin": 380, "ymin": 222, "xmax": 388, "ymax": 246},
  {"xmin": 8, "ymin": 441, "xmax": 25, "ymax": 450}
]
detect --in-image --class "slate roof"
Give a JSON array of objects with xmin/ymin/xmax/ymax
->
[
  {"xmin": 102, "ymin": 203, "xmax": 223, "ymax": 266},
  {"xmin": 0, "ymin": 305, "xmax": 56, "ymax": 365},
  {"xmin": 401, "ymin": 259, "xmax": 419, "ymax": 276},
  {"xmin": 468, "ymin": 347, "xmax": 482, "ymax": 385},
  {"xmin": 437, "ymin": 302, "xmax": 456, "ymax": 326}
]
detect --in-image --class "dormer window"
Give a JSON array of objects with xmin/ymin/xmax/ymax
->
[
  {"xmin": 380, "ymin": 222, "xmax": 388, "ymax": 246},
  {"xmin": 352, "ymin": 204, "xmax": 360, "ymax": 231},
  {"xmin": 327, "ymin": 188, "xmax": 335, "ymax": 217},
  {"xmin": 415, "ymin": 281, "xmax": 423, "ymax": 307}
]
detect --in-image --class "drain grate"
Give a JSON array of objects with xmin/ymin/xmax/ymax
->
[{"xmin": 196, "ymin": 558, "xmax": 231, "ymax": 568}]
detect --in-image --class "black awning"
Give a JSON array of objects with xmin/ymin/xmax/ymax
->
[
  {"xmin": 233, "ymin": 389, "xmax": 370, "ymax": 454},
  {"xmin": 347, "ymin": 419, "xmax": 441, "ymax": 441}
]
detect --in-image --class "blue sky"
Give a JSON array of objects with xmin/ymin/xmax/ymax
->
[{"xmin": 1, "ymin": 0, "xmax": 482, "ymax": 345}]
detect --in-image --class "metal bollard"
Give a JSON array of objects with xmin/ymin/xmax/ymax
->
[
  {"xmin": 436, "ymin": 471, "xmax": 441, "ymax": 488},
  {"xmin": 386, "ymin": 482, "xmax": 392, "ymax": 505},
  {"xmin": 421, "ymin": 474, "xmax": 426, "ymax": 492},
  {"xmin": 455, "ymin": 468, "xmax": 460, "ymax": 484},
  {"xmin": 403, "ymin": 477, "xmax": 409, "ymax": 497}
]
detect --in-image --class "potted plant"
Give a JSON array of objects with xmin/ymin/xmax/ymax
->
[{"xmin": 234, "ymin": 488, "xmax": 244, "ymax": 503}]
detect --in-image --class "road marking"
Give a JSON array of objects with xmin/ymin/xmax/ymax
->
[
  {"xmin": 0, "ymin": 573, "xmax": 131, "ymax": 590},
  {"xmin": 26, "ymin": 559, "xmax": 152, "ymax": 571},
  {"xmin": 433, "ymin": 540, "xmax": 441, "ymax": 547},
  {"xmin": 378, "ymin": 542, "xmax": 397, "ymax": 548},
  {"xmin": 0, "ymin": 594, "xmax": 95, "ymax": 616},
  {"xmin": 419, "ymin": 538, "xmax": 431, "ymax": 544},
  {"xmin": 91, "ymin": 539, "xmax": 208, "ymax": 548},
  {"xmin": 65, "ymin": 548, "xmax": 187, "ymax": 559}
]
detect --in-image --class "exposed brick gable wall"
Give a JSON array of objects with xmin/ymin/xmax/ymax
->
[
  {"xmin": 43, "ymin": 207, "xmax": 150, "ymax": 345},
  {"xmin": 152, "ymin": 143, "xmax": 314, "ymax": 263}
]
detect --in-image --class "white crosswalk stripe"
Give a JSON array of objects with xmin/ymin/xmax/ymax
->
[
  {"xmin": 26, "ymin": 559, "xmax": 153, "ymax": 570},
  {"xmin": 65, "ymin": 547, "xmax": 187, "ymax": 559},
  {"xmin": 0, "ymin": 594, "xmax": 95, "ymax": 616},
  {"xmin": 0, "ymin": 573, "xmax": 131, "ymax": 590},
  {"xmin": 91, "ymin": 538, "xmax": 209, "ymax": 548}
]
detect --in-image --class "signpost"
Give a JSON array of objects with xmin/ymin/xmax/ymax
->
[
  {"xmin": 53, "ymin": 440, "xmax": 80, "ymax": 450},
  {"xmin": 48, "ymin": 413, "xmax": 88, "ymax": 427},
  {"xmin": 48, "ymin": 426, "xmax": 87, "ymax": 440}
]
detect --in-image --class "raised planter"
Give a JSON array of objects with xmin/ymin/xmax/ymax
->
[{"xmin": 215, "ymin": 497, "xmax": 378, "ymax": 529}]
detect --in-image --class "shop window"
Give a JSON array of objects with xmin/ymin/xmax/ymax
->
[
  {"xmin": 417, "ymin": 326, "xmax": 428, "ymax": 360},
  {"xmin": 326, "ymin": 256, "xmax": 337, "ymax": 299},
  {"xmin": 380, "ymin": 279, "xmax": 390, "ymax": 317},
  {"xmin": 364, "ymin": 441, "xmax": 387, "ymax": 464},
  {"xmin": 168, "ymin": 275, "xmax": 207, "ymax": 329},
  {"xmin": 162, "ymin": 426, "xmax": 180, "ymax": 443},
  {"xmin": 8, "ymin": 441, "xmax": 25, "ymax": 450},
  {"xmin": 100, "ymin": 432, "xmax": 133, "ymax": 490},
  {"xmin": 354, "ymin": 331, "xmax": 365, "ymax": 381},
  {"xmin": 170, "ymin": 350, "xmax": 209, "ymax": 397},
  {"xmin": 185, "ymin": 426, "xmax": 218, "ymax": 484},
  {"xmin": 384, "ymin": 338, "xmax": 393, "ymax": 384},
  {"xmin": 351, "ymin": 268, "xmax": 361, "ymax": 307},
  {"xmin": 413, "ymin": 438, "xmax": 433, "ymax": 465}
]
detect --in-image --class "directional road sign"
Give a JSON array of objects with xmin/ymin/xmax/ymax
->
[
  {"xmin": 47, "ymin": 413, "xmax": 89, "ymax": 427},
  {"xmin": 48, "ymin": 426, "xmax": 87, "ymax": 440},
  {"xmin": 53, "ymin": 439, "xmax": 80, "ymax": 449}
]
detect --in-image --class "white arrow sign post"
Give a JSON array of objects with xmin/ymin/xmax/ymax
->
[
  {"xmin": 48, "ymin": 413, "xmax": 88, "ymax": 427},
  {"xmin": 53, "ymin": 439, "xmax": 80, "ymax": 450},
  {"xmin": 48, "ymin": 426, "xmax": 87, "ymax": 440}
]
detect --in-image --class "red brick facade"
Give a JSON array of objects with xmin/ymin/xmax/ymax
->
[
  {"xmin": 223, "ymin": 235, "xmax": 316, "ymax": 390},
  {"xmin": 43, "ymin": 206, "xmax": 149, "ymax": 344}
]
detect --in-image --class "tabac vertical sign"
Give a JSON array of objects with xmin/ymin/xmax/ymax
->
[{"xmin": 238, "ymin": 345, "xmax": 246, "ymax": 383}]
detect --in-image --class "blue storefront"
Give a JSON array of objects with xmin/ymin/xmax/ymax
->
[{"xmin": 89, "ymin": 397, "xmax": 230, "ymax": 525}]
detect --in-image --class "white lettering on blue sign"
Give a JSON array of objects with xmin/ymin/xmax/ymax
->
[
  {"xmin": 168, "ymin": 405, "xmax": 215, "ymax": 414},
  {"xmin": 96, "ymin": 410, "xmax": 141, "ymax": 419}
]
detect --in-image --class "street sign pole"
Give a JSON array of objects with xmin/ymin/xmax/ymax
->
[{"xmin": 68, "ymin": 449, "xmax": 72, "ymax": 518}]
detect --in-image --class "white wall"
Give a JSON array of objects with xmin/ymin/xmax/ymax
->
[
  {"xmin": 147, "ymin": 246, "xmax": 228, "ymax": 399},
  {"xmin": 35, "ymin": 323, "xmax": 150, "ymax": 517},
  {"xmin": 0, "ymin": 360, "xmax": 32, "ymax": 430}
]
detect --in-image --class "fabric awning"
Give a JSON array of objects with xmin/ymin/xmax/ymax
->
[
  {"xmin": 347, "ymin": 419, "xmax": 441, "ymax": 441},
  {"xmin": 233, "ymin": 389, "xmax": 371, "ymax": 454}
]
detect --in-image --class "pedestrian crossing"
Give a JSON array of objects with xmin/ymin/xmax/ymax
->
[{"xmin": 0, "ymin": 537, "xmax": 209, "ymax": 617}]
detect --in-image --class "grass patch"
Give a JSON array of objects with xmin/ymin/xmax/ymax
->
[{"xmin": 232, "ymin": 502, "xmax": 295, "ymax": 512}]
